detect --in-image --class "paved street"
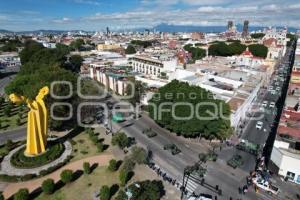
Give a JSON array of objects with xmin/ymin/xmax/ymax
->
[
  {"xmin": 0, "ymin": 66, "xmax": 19, "ymax": 95},
  {"xmin": 0, "ymin": 127, "xmax": 26, "ymax": 145}
]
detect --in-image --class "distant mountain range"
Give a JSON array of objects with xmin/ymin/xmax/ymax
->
[
  {"xmin": 0, "ymin": 23, "xmax": 298, "ymax": 34},
  {"xmin": 153, "ymin": 23, "xmax": 298, "ymax": 33}
]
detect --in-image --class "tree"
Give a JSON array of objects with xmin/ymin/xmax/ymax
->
[
  {"xmin": 183, "ymin": 44, "xmax": 206, "ymax": 62},
  {"xmin": 5, "ymin": 41, "xmax": 78, "ymax": 131},
  {"xmin": 19, "ymin": 40, "xmax": 44, "ymax": 64},
  {"xmin": 119, "ymin": 169, "xmax": 130, "ymax": 186},
  {"xmin": 108, "ymin": 159, "xmax": 118, "ymax": 172},
  {"xmin": 97, "ymin": 142, "xmax": 104, "ymax": 152},
  {"xmin": 208, "ymin": 41, "xmax": 246, "ymax": 57},
  {"xmin": 130, "ymin": 146, "xmax": 148, "ymax": 164},
  {"xmin": 131, "ymin": 40, "xmax": 152, "ymax": 48},
  {"xmin": 125, "ymin": 45, "xmax": 136, "ymax": 54},
  {"xmin": 60, "ymin": 169, "xmax": 73, "ymax": 184},
  {"xmin": 83, "ymin": 162, "xmax": 91, "ymax": 174},
  {"xmin": 4, "ymin": 106, "xmax": 10, "ymax": 117},
  {"xmin": 111, "ymin": 132, "xmax": 129, "ymax": 149},
  {"xmin": 248, "ymin": 44, "xmax": 268, "ymax": 58},
  {"xmin": 56, "ymin": 43, "xmax": 70, "ymax": 55},
  {"xmin": 250, "ymin": 33, "xmax": 265, "ymax": 39},
  {"xmin": 0, "ymin": 39, "xmax": 22, "ymax": 52},
  {"xmin": 121, "ymin": 157, "xmax": 135, "ymax": 172},
  {"xmin": 99, "ymin": 185, "xmax": 111, "ymax": 200},
  {"xmin": 126, "ymin": 78, "xmax": 145, "ymax": 105},
  {"xmin": 148, "ymin": 80, "xmax": 231, "ymax": 139},
  {"xmin": 115, "ymin": 190, "xmax": 127, "ymax": 200},
  {"xmin": 70, "ymin": 39, "xmax": 84, "ymax": 51},
  {"xmin": 128, "ymin": 180, "xmax": 165, "ymax": 200},
  {"xmin": 41, "ymin": 178, "xmax": 55, "ymax": 195},
  {"xmin": 68, "ymin": 55, "xmax": 83, "ymax": 73},
  {"xmin": 13, "ymin": 188, "xmax": 29, "ymax": 200}
]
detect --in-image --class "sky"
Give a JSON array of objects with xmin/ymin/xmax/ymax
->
[{"xmin": 0, "ymin": 0, "xmax": 300, "ymax": 31}]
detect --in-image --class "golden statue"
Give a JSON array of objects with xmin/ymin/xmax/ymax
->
[{"xmin": 9, "ymin": 86, "xmax": 49, "ymax": 156}]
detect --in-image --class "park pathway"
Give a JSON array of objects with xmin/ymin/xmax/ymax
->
[{"xmin": 3, "ymin": 154, "xmax": 113, "ymax": 199}]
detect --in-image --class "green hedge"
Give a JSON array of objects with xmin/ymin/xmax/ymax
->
[
  {"xmin": 0, "ymin": 155, "xmax": 72, "ymax": 182},
  {"xmin": 11, "ymin": 143, "xmax": 65, "ymax": 168}
]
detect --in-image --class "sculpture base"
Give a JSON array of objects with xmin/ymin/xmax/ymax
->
[{"xmin": 10, "ymin": 143, "xmax": 65, "ymax": 169}]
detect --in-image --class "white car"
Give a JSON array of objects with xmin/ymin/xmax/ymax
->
[
  {"xmin": 256, "ymin": 121, "xmax": 263, "ymax": 130},
  {"xmin": 262, "ymin": 101, "xmax": 268, "ymax": 107},
  {"xmin": 269, "ymin": 102, "xmax": 276, "ymax": 108},
  {"xmin": 276, "ymin": 87, "xmax": 281, "ymax": 91}
]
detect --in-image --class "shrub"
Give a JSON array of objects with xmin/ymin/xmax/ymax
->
[
  {"xmin": 20, "ymin": 174, "xmax": 36, "ymax": 181},
  {"xmin": 4, "ymin": 107, "xmax": 10, "ymax": 117},
  {"xmin": 83, "ymin": 162, "xmax": 91, "ymax": 174},
  {"xmin": 5, "ymin": 139, "xmax": 14, "ymax": 150},
  {"xmin": 99, "ymin": 185, "xmax": 110, "ymax": 200},
  {"xmin": 11, "ymin": 143, "xmax": 65, "ymax": 168},
  {"xmin": 97, "ymin": 142, "xmax": 104, "ymax": 152},
  {"xmin": 130, "ymin": 146, "xmax": 148, "ymax": 165},
  {"xmin": 121, "ymin": 157, "xmax": 135, "ymax": 172},
  {"xmin": 13, "ymin": 188, "xmax": 29, "ymax": 200},
  {"xmin": 90, "ymin": 135, "xmax": 98, "ymax": 144},
  {"xmin": 60, "ymin": 169, "xmax": 73, "ymax": 184},
  {"xmin": 119, "ymin": 169, "xmax": 129, "ymax": 186},
  {"xmin": 111, "ymin": 133, "xmax": 129, "ymax": 149},
  {"xmin": 16, "ymin": 118, "xmax": 22, "ymax": 126},
  {"xmin": 41, "ymin": 178, "xmax": 55, "ymax": 194},
  {"xmin": 108, "ymin": 159, "xmax": 117, "ymax": 172},
  {"xmin": 115, "ymin": 190, "xmax": 127, "ymax": 200}
]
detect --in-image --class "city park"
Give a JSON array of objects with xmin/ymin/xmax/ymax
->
[
  {"xmin": 0, "ymin": 40, "xmax": 169, "ymax": 200},
  {"xmin": 0, "ymin": 85, "xmax": 169, "ymax": 200}
]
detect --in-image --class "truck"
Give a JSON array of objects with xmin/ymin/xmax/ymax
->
[{"xmin": 236, "ymin": 139, "xmax": 262, "ymax": 156}]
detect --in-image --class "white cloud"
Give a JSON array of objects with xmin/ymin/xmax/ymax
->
[
  {"xmin": 73, "ymin": 0, "xmax": 101, "ymax": 6},
  {"xmin": 52, "ymin": 17, "xmax": 73, "ymax": 24}
]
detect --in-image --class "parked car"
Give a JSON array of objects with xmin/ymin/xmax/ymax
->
[
  {"xmin": 262, "ymin": 101, "xmax": 268, "ymax": 107},
  {"xmin": 269, "ymin": 102, "xmax": 276, "ymax": 108},
  {"xmin": 256, "ymin": 121, "xmax": 263, "ymax": 130}
]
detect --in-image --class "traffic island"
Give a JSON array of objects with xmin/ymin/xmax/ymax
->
[{"xmin": 0, "ymin": 140, "xmax": 72, "ymax": 180}]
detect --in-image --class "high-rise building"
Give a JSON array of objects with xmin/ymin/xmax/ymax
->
[
  {"xmin": 227, "ymin": 21, "xmax": 234, "ymax": 31},
  {"xmin": 242, "ymin": 20, "xmax": 249, "ymax": 38}
]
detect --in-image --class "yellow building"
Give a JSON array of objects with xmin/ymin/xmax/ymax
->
[{"xmin": 97, "ymin": 44, "xmax": 120, "ymax": 51}]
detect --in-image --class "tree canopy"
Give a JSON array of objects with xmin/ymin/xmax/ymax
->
[
  {"xmin": 248, "ymin": 44, "xmax": 268, "ymax": 58},
  {"xmin": 183, "ymin": 44, "xmax": 206, "ymax": 62},
  {"xmin": 208, "ymin": 42, "xmax": 247, "ymax": 57},
  {"xmin": 131, "ymin": 40, "xmax": 152, "ymax": 48},
  {"xmin": 5, "ymin": 40, "xmax": 78, "ymax": 130},
  {"xmin": 125, "ymin": 45, "xmax": 137, "ymax": 54},
  {"xmin": 148, "ymin": 80, "xmax": 231, "ymax": 139},
  {"xmin": 0, "ymin": 39, "xmax": 22, "ymax": 52},
  {"xmin": 70, "ymin": 39, "xmax": 85, "ymax": 51},
  {"xmin": 128, "ymin": 180, "xmax": 165, "ymax": 200},
  {"xmin": 250, "ymin": 33, "xmax": 265, "ymax": 39}
]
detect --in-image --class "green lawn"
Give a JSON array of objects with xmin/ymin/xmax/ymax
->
[
  {"xmin": 70, "ymin": 132, "xmax": 102, "ymax": 162},
  {"xmin": 35, "ymin": 167, "xmax": 120, "ymax": 200},
  {"xmin": 0, "ymin": 103, "xmax": 27, "ymax": 131}
]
